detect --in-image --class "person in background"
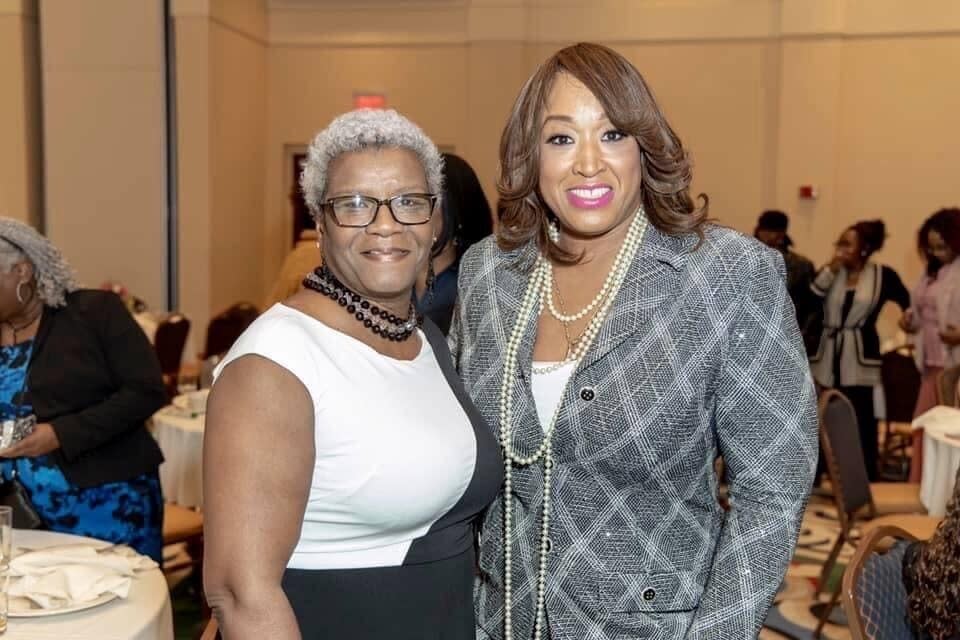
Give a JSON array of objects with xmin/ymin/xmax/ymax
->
[
  {"xmin": 265, "ymin": 227, "xmax": 321, "ymax": 308},
  {"xmin": 0, "ymin": 217, "xmax": 167, "ymax": 561},
  {"xmin": 900, "ymin": 207, "xmax": 960, "ymax": 481},
  {"xmin": 902, "ymin": 465, "xmax": 960, "ymax": 640},
  {"xmin": 754, "ymin": 209, "xmax": 818, "ymax": 354},
  {"xmin": 809, "ymin": 219, "xmax": 910, "ymax": 481},
  {"xmin": 415, "ymin": 153, "xmax": 493, "ymax": 333}
]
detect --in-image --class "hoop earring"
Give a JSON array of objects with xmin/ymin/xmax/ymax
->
[{"xmin": 15, "ymin": 281, "xmax": 27, "ymax": 305}]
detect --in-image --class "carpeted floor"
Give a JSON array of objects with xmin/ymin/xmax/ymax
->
[{"xmin": 761, "ymin": 494, "xmax": 853, "ymax": 640}]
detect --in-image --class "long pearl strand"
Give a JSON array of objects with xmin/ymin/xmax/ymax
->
[{"xmin": 498, "ymin": 208, "xmax": 648, "ymax": 639}]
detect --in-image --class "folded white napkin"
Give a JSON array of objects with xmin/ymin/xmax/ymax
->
[
  {"xmin": 913, "ymin": 405, "xmax": 960, "ymax": 433},
  {"xmin": 7, "ymin": 544, "xmax": 158, "ymax": 610}
]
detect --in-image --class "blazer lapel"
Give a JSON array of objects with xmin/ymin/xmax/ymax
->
[
  {"xmin": 494, "ymin": 243, "xmax": 546, "ymax": 454},
  {"xmin": 579, "ymin": 224, "xmax": 690, "ymax": 374}
]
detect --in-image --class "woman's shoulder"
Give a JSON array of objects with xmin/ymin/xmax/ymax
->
[
  {"xmin": 233, "ymin": 303, "xmax": 325, "ymax": 348},
  {"xmin": 63, "ymin": 288, "xmax": 124, "ymax": 312},
  {"xmin": 692, "ymin": 224, "xmax": 785, "ymax": 282},
  {"xmin": 215, "ymin": 305, "xmax": 331, "ymax": 392},
  {"xmin": 457, "ymin": 235, "xmax": 529, "ymax": 291}
]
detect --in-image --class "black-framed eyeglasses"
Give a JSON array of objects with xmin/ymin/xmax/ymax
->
[{"xmin": 320, "ymin": 193, "xmax": 438, "ymax": 227}]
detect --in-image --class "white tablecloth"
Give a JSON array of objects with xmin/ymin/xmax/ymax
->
[
  {"xmin": 151, "ymin": 405, "xmax": 205, "ymax": 508},
  {"xmin": 913, "ymin": 406, "xmax": 960, "ymax": 516},
  {"xmin": 4, "ymin": 529, "xmax": 173, "ymax": 640}
]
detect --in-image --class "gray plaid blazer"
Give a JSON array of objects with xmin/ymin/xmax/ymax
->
[{"xmin": 450, "ymin": 223, "xmax": 818, "ymax": 640}]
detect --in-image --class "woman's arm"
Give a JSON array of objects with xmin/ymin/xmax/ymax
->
[
  {"xmin": 686, "ymin": 248, "xmax": 819, "ymax": 639},
  {"xmin": 47, "ymin": 293, "xmax": 168, "ymax": 460},
  {"xmin": 203, "ymin": 355, "xmax": 315, "ymax": 640},
  {"xmin": 885, "ymin": 266, "xmax": 911, "ymax": 311}
]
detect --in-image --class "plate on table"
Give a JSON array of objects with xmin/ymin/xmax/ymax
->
[
  {"xmin": 8, "ymin": 590, "xmax": 119, "ymax": 617},
  {"xmin": 172, "ymin": 389, "xmax": 210, "ymax": 414}
]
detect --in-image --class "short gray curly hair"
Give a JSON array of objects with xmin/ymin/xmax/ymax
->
[
  {"xmin": 0, "ymin": 217, "xmax": 78, "ymax": 308},
  {"xmin": 300, "ymin": 109, "xmax": 444, "ymax": 218}
]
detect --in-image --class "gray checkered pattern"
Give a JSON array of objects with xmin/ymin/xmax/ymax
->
[{"xmin": 451, "ymin": 224, "xmax": 818, "ymax": 639}]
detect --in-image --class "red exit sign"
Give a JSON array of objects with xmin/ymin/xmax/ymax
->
[{"xmin": 353, "ymin": 93, "xmax": 387, "ymax": 109}]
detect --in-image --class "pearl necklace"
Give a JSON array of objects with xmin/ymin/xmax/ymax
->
[
  {"xmin": 529, "ymin": 212, "xmax": 648, "ymax": 375},
  {"xmin": 498, "ymin": 209, "xmax": 648, "ymax": 639}
]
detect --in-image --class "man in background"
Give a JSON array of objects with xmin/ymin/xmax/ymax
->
[{"xmin": 755, "ymin": 210, "xmax": 819, "ymax": 355}]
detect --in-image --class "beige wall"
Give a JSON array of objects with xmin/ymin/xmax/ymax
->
[
  {"xmin": 40, "ymin": 0, "xmax": 167, "ymax": 307},
  {"xmin": 261, "ymin": 0, "xmax": 960, "ymax": 307},
  {"xmin": 0, "ymin": 0, "xmax": 42, "ymax": 227},
  {"xmin": 13, "ymin": 0, "xmax": 960, "ymax": 350},
  {"xmin": 174, "ymin": 0, "xmax": 267, "ymax": 357}
]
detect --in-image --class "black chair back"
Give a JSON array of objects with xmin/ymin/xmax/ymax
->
[
  {"xmin": 203, "ymin": 302, "xmax": 259, "ymax": 359},
  {"xmin": 154, "ymin": 313, "xmax": 190, "ymax": 376},
  {"xmin": 820, "ymin": 390, "xmax": 875, "ymax": 522},
  {"xmin": 881, "ymin": 351, "xmax": 921, "ymax": 423}
]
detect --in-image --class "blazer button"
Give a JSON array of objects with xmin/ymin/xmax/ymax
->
[
  {"xmin": 579, "ymin": 387, "xmax": 595, "ymax": 401},
  {"xmin": 642, "ymin": 588, "xmax": 656, "ymax": 602}
]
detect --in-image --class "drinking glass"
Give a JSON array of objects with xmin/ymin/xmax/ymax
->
[{"xmin": 0, "ymin": 505, "xmax": 11, "ymax": 634}]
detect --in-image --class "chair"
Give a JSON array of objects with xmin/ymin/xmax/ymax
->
[
  {"xmin": 936, "ymin": 364, "xmax": 960, "ymax": 407},
  {"xmin": 860, "ymin": 513, "xmax": 943, "ymax": 542},
  {"xmin": 203, "ymin": 303, "xmax": 259, "ymax": 359},
  {"xmin": 162, "ymin": 503, "xmax": 204, "ymax": 573},
  {"xmin": 879, "ymin": 350, "xmax": 921, "ymax": 481},
  {"xmin": 200, "ymin": 617, "xmax": 220, "ymax": 640},
  {"xmin": 814, "ymin": 390, "xmax": 925, "ymax": 636},
  {"xmin": 163, "ymin": 502, "xmax": 207, "ymax": 624},
  {"xmin": 841, "ymin": 525, "xmax": 917, "ymax": 640},
  {"xmin": 155, "ymin": 314, "xmax": 191, "ymax": 398}
]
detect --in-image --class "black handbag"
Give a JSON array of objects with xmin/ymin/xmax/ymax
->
[
  {"xmin": 0, "ymin": 369, "xmax": 44, "ymax": 529},
  {"xmin": 0, "ymin": 470, "xmax": 43, "ymax": 529}
]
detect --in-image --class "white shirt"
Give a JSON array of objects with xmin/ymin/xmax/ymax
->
[
  {"xmin": 531, "ymin": 361, "xmax": 577, "ymax": 432},
  {"xmin": 214, "ymin": 304, "xmax": 477, "ymax": 570}
]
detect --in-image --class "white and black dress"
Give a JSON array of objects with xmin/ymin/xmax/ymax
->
[{"xmin": 215, "ymin": 304, "xmax": 503, "ymax": 639}]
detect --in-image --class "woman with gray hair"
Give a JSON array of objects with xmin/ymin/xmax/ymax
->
[
  {"xmin": 0, "ymin": 217, "xmax": 167, "ymax": 560},
  {"xmin": 203, "ymin": 109, "xmax": 501, "ymax": 639}
]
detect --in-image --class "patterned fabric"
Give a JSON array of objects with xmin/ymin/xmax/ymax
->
[
  {"xmin": 855, "ymin": 540, "xmax": 915, "ymax": 639},
  {"xmin": 451, "ymin": 224, "xmax": 819, "ymax": 639},
  {"xmin": 0, "ymin": 341, "xmax": 163, "ymax": 562}
]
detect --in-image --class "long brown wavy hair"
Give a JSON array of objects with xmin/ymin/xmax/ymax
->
[
  {"xmin": 907, "ymin": 465, "xmax": 960, "ymax": 639},
  {"xmin": 497, "ymin": 42, "xmax": 708, "ymax": 264}
]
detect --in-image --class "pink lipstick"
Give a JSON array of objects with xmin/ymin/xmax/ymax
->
[{"xmin": 566, "ymin": 184, "xmax": 614, "ymax": 209}]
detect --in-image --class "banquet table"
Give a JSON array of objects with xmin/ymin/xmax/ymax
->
[
  {"xmin": 3, "ymin": 529, "xmax": 173, "ymax": 640},
  {"xmin": 151, "ymin": 403, "xmax": 205, "ymax": 509},
  {"xmin": 913, "ymin": 405, "xmax": 960, "ymax": 517}
]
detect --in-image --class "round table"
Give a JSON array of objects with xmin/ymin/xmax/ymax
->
[
  {"xmin": 151, "ymin": 405, "xmax": 205, "ymax": 509},
  {"xmin": 4, "ymin": 529, "xmax": 173, "ymax": 640},
  {"xmin": 914, "ymin": 406, "xmax": 960, "ymax": 516}
]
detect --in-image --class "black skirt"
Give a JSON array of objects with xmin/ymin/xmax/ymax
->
[{"xmin": 281, "ymin": 548, "xmax": 476, "ymax": 639}]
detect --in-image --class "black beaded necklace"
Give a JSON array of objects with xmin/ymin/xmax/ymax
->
[{"xmin": 302, "ymin": 266, "xmax": 420, "ymax": 342}]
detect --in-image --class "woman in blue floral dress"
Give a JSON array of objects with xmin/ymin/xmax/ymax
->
[{"xmin": 0, "ymin": 218, "xmax": 167, "ymax": 561}]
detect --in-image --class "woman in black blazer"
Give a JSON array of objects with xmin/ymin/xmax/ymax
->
[{"xmin": 0, "ymin": 218, "xmax": 167, "ymax": 561}]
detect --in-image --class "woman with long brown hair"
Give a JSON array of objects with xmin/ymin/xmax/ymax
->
[
  {"xmin": 452, "ymin": 42, "xmax": 818, "ymax": 639},
  {"xmin": 904, "ymin": 465, "xmax": 960, "ymax": 639}
]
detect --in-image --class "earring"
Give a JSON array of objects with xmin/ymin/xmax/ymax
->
[
  {"xmin": 547, "ymin": 221, "xmax": 560, "ymax": 243},
  {"xmin": 15, "ymin": 281, "xmax": 26, "ymax": 304}
]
